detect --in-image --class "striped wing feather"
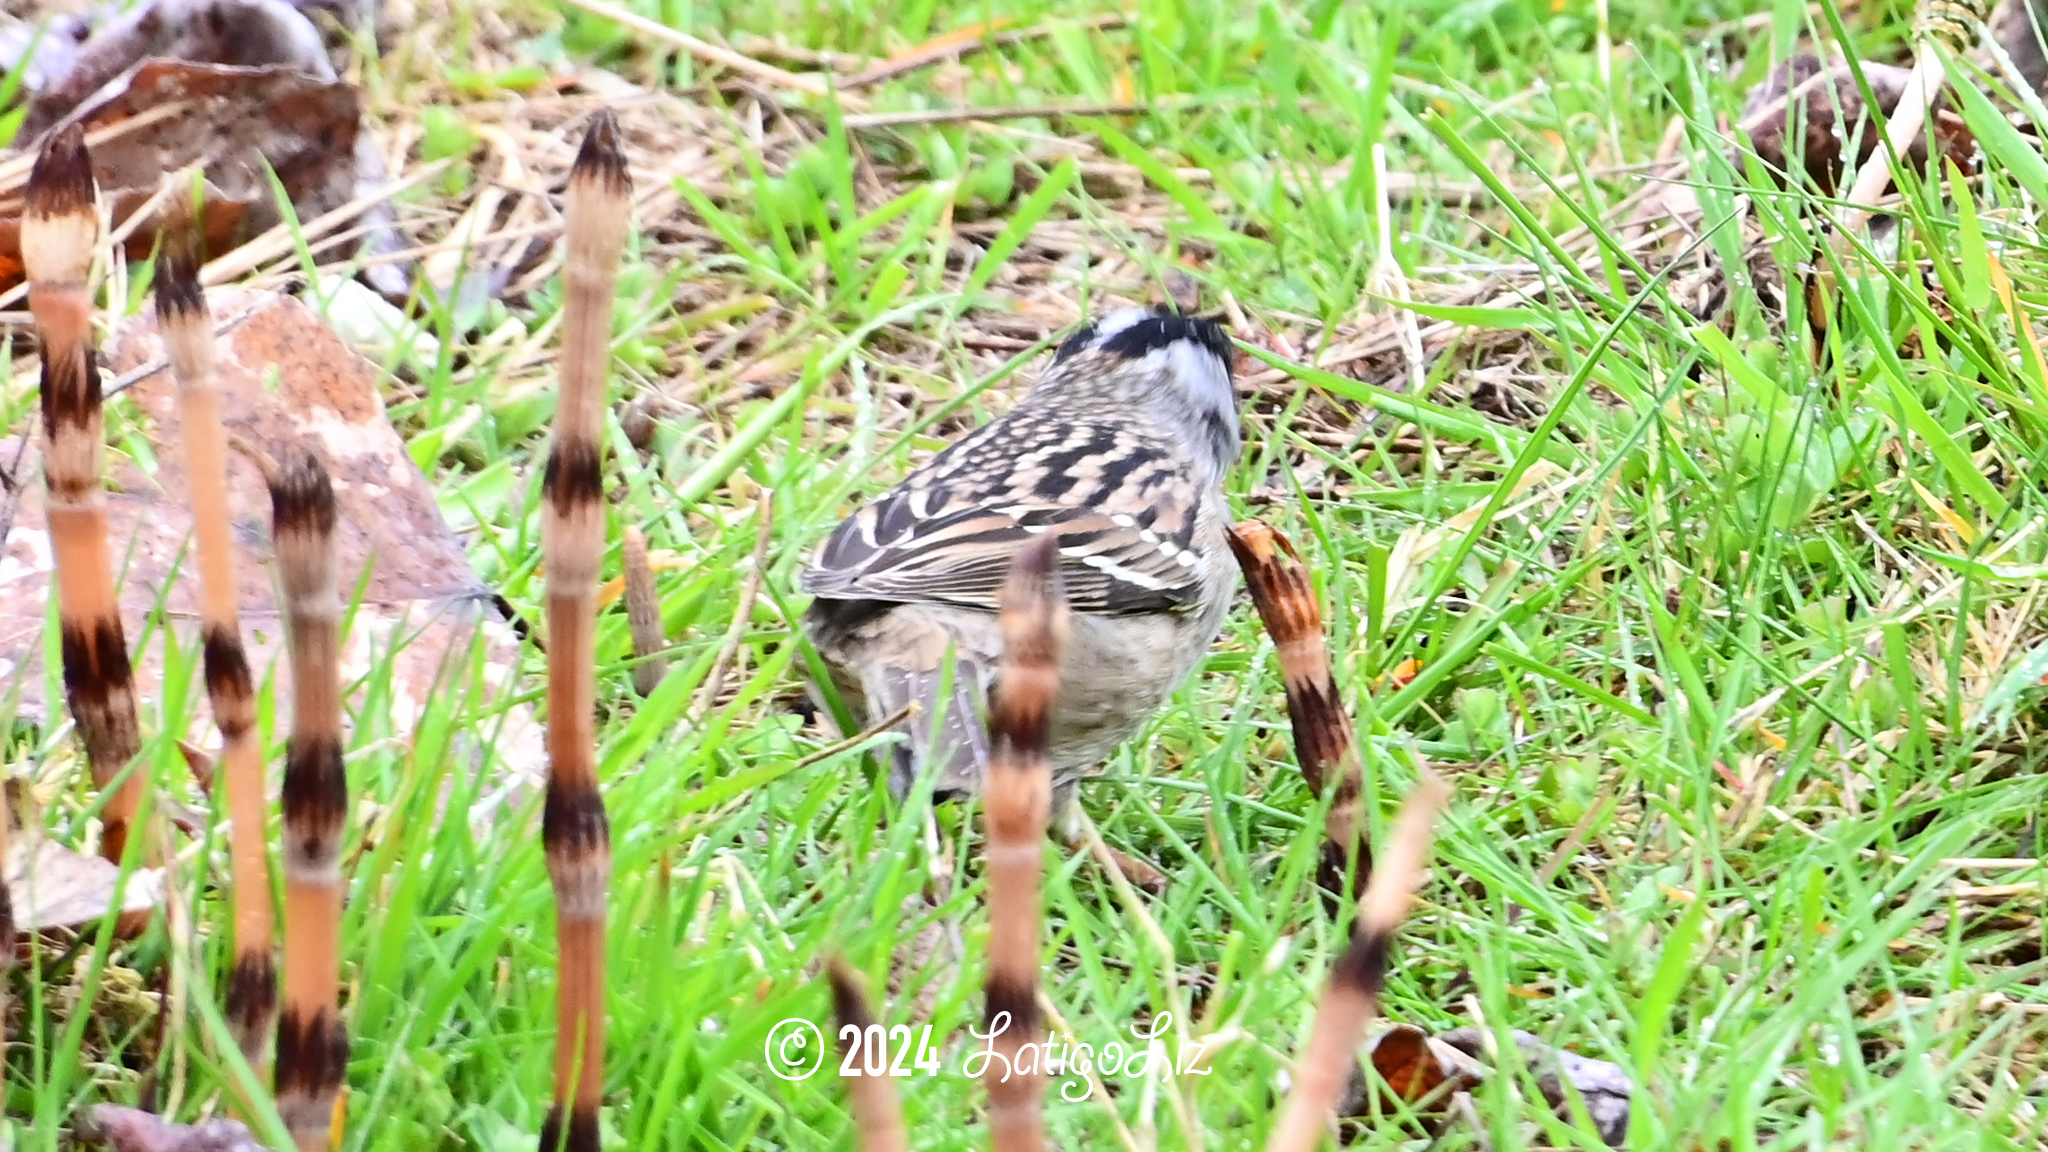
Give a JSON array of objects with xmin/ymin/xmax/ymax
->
[
  {"xmin": 806, "ymin": 501, "xmax": 1205, "ymax": 614},
  {"xmin": 804, "ymin": 396, "xmax": 1216, "ymax": 614}
]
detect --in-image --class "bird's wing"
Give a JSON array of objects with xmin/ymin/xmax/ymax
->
[{"xmin": 801, "ymin": 428, "xmax": 1214, "ymax": 615}]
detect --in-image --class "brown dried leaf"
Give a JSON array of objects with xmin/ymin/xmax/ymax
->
[
  {"xmin": 1370, "ymin": 1023, "xmax": 1454, "ymax": 1102},
  {"xmin": 1333, "ymin": 1024, "xmax": 1485, "ymax": 1119},
  {"xmin": 0, "ymin": 181, "xmax": 251, "ymax": 286},
  {"xmin": 1740, "ymin": 54, "xmax": 1976, "ymax": 195},
  {"xmin": 18, "ymin": 0, "xmax": 337, "ymax": 139},
  {"xmin": 0, "ymin": 291, "xmax": 540, "ymax": 816},
  {"xmin": 6, "ymin": 838, "xmax": 163, "ymax": 932},
  {"xmin": 0, "ymin": 0, "xmax": 368, "ymax": 293},
  {"xmin": 0, "ymin": 60, "xmax": 358, "ymax": 293},
  {"xmin": 55, "ymin": 59, "xmax": 354, "ymax": 215}
]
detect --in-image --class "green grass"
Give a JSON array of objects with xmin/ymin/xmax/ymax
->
[{"xmin": 11, "ymin": 0, "xmax": 2048, "ymax": 1148}]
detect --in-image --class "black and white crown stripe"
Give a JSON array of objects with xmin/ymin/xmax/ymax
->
[{"xmin": 1053, "ymin": 306, "xmax": 1234, "ymax": 367}]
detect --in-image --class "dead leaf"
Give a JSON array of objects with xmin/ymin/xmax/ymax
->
[
  {"xmin": 0, "ymin": 0, "xmax": 407, "ymax": 296},
  {"xmin": 0, "ymin": 59, "xmax": 360, "ymax": 293},
  {"xmin": 41, "ymin": 58, "xmax": 356, "ymax": 222},
  {"xmin": 18, "ymin": 0, "xmax": 338, "ymax": 139},
  {"xmin": 1740, "ymin": 54, "xmax": 1975, "ymax": 195},
  {"xmin": 75, "ymin": 1105, "xmax": 268, "ymax": 1152},
  {"xmin": 0, "ymin": 290, "xmax": 542, "ymax": 823},
  {"xmin": 1371, "ymin": 1023, "xmax": 1455, "ymax": 1102},
  {"xmin": 6, "ymin": 837, "xmax": 163, "ymax": 932},
  {"xmin": 1336, "ymin": 1024, "xmax": 1485, "ymax": 1118}
]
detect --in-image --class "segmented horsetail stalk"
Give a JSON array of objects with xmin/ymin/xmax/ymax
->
[
  {"xmin": 621, "ymin": 526, "xmax": 666, "ymax": 697},
  {"xmin": 981, "ymin": 534, "xmax": 1067, "ymax": 1152},
  {"xmin": 1263, "ymin": 775, "xmax": 1449, "ymax": 1152},
  {"xmin": 1840, "ymin": 0, "xmax": 1993, "ymax": 225},
  {"xmin": 25, "ymin": 125, "xmax": 146, "ymax": 864},
  {"xmin": 537, "ymin": 111, "xmax": 631, "ymax": 1152},
  {"xmin": 1227, "ymin": 521, "xmax": 1370, "ymax": 895},
  {"xmin": 828, "ymin": 958, "xmax": 910, "ymax": 1152},
  {"xmin": 258, "ymin": 443, "xmax": 349, "ymax": 1151},
  {"xmin": 154, "ymin": 200, "xmax": 279, "ymax": 1063}
]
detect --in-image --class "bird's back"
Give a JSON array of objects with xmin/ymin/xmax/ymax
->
[{"xmin": 799, "ymin": 307, "xmax": 1242, "ymax": 799}]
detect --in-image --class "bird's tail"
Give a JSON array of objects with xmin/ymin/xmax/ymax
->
[{"xmin": 858, "ymin": 649, "xmax": 990, "ymax": 799}]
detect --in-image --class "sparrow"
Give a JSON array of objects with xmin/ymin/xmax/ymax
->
[{"xmin": 800, "ymin": 306, "xmax": 1241, "ymax": 800}]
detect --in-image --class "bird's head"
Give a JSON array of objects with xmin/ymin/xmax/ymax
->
[{"xmin": 1045, "ymin": 306, "xmax": 1241, "ymax": 485}]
